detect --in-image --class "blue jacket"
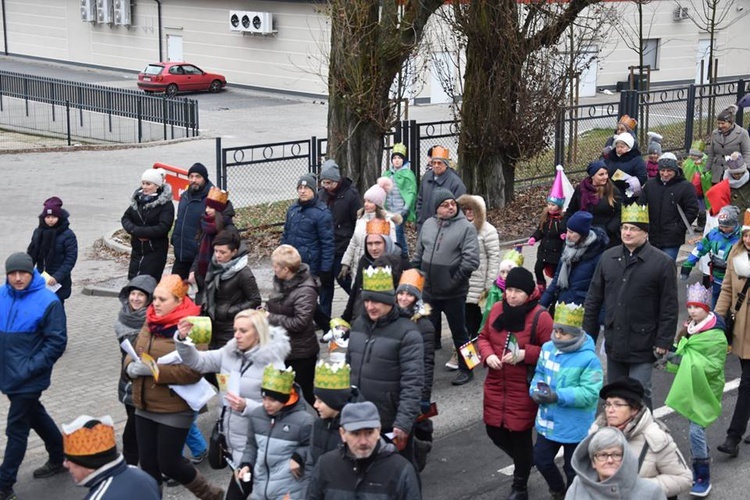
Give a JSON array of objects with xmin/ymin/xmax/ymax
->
[
  {"xmin": 683, "ymin": 226, "xmax": 739, "ymax": 282},
  {"xmin": 0, "ymin": 271, "xmax": 67, "ymax": 395},
  {"xmin": 171, "ymin": 180, "xmax": 212, "ymax": 262},
  {"xmin": 81, "ymin": 456, "xmax": 160, "ymax": 500},
  {"xmin": 27, "ymin": 211, "xmax": 78, "ymax": 300},
  {"xmin": 530, "ymin": 335, "xmax": 603, "ymax": 443},
  {"xmin": 281, "ymin": 195, "xmax": 335, "ymax": 275}
]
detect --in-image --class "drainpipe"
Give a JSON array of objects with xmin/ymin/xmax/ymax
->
[
  {"xmin": 2, "ymin": 0, "xmax": 8, "ymax": 55},
  {"xmin": 154, "ymin": 0, "xmax": 163, "ymax": 61}
]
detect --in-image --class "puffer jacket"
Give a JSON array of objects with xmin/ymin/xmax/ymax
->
[
  {"xmin": 589, "ymin": 409, "xmax": 692, "ymax": 497},
  {"xmin": 682, "ymin": 225, "xmax": 739, "ymax": 283},
  {"xmin": 563, "ymin": 182, "xmax": 622, "ymax": 248},
  {"xmin": 412, "ymin": 209, "xmax": 480, "ymax": 300},
  {"xmin": 308, "ymin": 414, "xmax": 342, "ymax": 469},
  {"xmin": 401, "ymin": 303, "xmax": 436, "ymax": 403},
  {"xmin": 639, "ymin": 172, "xmax": 699, "ymax": 248},
  {"xmin": 121, "ymin": 184, "xmax": 174, "ymax": 280},
  {"xmin": 530, "ymin": 212, "xmax": 565, "ymax": 267},
  {"xmin": 340, "ymin": 212, "xmax": 399, "ymax": 271},
  {"xmin": 27, "ymin": 210, "xmax": 78, "ymax": 300},
  {"xmin": 267, "ymin": 264, "xmax": 320, "ymax": 360},
  {"xmin": 415, "ymin": 167, "xmax": 467, "ymax": 227},
  {"xmin": 240, "ymin": 385, "xmax": 313, "ymax": 500},
  {"xmin": 606, "ymin": 146, "xmax": 647, "ymax": 204},
  {"xmin": 707, "ymin": 124, "xmax": 750, "ymax": 183},
  {"xmin": 171, "ymin": 180, "xmax": 211, "ymax": 262},
  {"xmin": 348, "ymin": 306, "xmax": 424, "ymax": 433},
  {"xmin": 175, "ymin": 325, "xmax": 291, "ymax": 464},
  {"xmin": 457, "ymin": 195, "xmax": 500, "ymax": 304},
  {"xmin": 318, "ymin": 177, "xmax": 362, "ymax": 255},
  {"xmin": 281, "ymin": 195, "xmax": 335, "ymax": 276}
]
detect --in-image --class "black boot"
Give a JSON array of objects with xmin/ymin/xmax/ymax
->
[
  {"xmin": 717, "ymin": 435, "xmax": 741, "ymax": 457},
  {"xmin": 507, "ymin": 473, "xmax": 529, "ymax": 500}
]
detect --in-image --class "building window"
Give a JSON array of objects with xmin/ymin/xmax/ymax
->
[{"xmin": 642, "ymin": 39, "xmax": 659, "ymax": 70}]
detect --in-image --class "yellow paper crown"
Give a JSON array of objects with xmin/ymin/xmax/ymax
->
[
  {"xmin": 261, "ymin": 365, "xmax": 295, "ymax": 395},
  {"xmin": 366, "ymin": 218, "xmax": 391, "ymax": 236},
  {"xmin": 392, "ymin": 143, "xmax": 407, "ymax": 157},
  {"xmin": 314, "ymin": 360, "xmax": 351, "ymax": 390},
  {"xmin": 501, "ymin": 249, "xmax": 524, "ymax": 267},
  {"xmin": 553, "ymin": 302, "xmax": 585, "ymax": 328},
  {"xmin": 621, "ymin": 203, "xmax": 649, "ymax": 225},
  {"xmin": 362, "ymin": 266, "xmax": 394, "ymax": 293},
  {"xmin": 62, "ymin": 416, "xmax": 116, "ymax": 457},
  {"xmin": 398, "ymin": 269, "xmax": 425, "ymax": 293}
]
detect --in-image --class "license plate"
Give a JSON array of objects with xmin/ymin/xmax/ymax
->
[{"xmin": 143, "ymin": 77, "xmax": 151, "ymax": 81}]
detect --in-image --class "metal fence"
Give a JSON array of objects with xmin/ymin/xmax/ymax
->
[{"xmin": 0, "ymin": 71, "xmax": 199, "ymax": 148}]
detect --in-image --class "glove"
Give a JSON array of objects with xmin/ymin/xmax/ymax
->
[
  {"xmin": 126, "ymin": 361, "xmax": 152, "ymax": 378},
  {"xmin": 625, "ymin": 175, "xmax": 642, "ymax": 195},
  {"xmin": 337, "ymin": 265, "xmax": 350, "ymax": 282},
  {"xmin": 680, "ymin": 268, "xmax": 690, "ymax": 281},
  {"xmin": 665, "ymin": 351, "xmax": 682, "ymax": 366},
  {"xmin": 527, "ymin": 237, "xmax": 536, "ymax": 246},
  {"xmin": 420, "ymin": 400, "xmax": 432, "ymax": 415},
  {"xmin": 531, "ymin": 389, "xmax": 558, "ymax": 405},
  {"xmin": 318, "ymin": 271, "xmax": 334, "ymax": 287}
]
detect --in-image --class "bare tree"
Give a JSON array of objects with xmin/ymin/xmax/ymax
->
[{"xmin": 682, "ymin": 0, "xmax": 742, "ymax": 84}]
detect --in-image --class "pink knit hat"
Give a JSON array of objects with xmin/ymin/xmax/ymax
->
[{"xmin": 364, "ymin": 177, "xmax": 393, "ymax": 208}]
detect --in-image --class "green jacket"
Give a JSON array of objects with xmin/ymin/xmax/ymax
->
[
  {"xmin": 665, "ymin": 323, "xmax": 727, "ymax": 428},
  {"xmin": 383, "ymin": 165, "xmax": 417, "ymax": 222},
  {"xmin": 682, "ymin": 155, "xmax": 711, "ymax": 208},
  {"xmin": 479, "ymin": 283, "xmax": 503, "ymax": 333}
]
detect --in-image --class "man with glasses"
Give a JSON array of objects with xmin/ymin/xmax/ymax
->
[{"xmin": 414, "ymin": 146, "xmax": 466, "ymax": 232}]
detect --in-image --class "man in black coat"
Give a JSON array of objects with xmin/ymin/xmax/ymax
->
[{"xmin": 582, "ymin": 204, "xmax": 678, "ymax": 410}]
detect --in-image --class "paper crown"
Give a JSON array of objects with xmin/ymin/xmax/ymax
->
[
  {"xmin": 366, "ymin": 218, "xmax": 391, "ymax": 236},
  {"xmin": 618, "ymin": 114, "xmax": 637, "ymax": 130},
  {"xmin": 501, "ymin": 249, "xmax": 524, "ymax": 267},
  {"xmin": 261, "ymin": 365, "xmax": 295, "ymax": 395},
  {"xmin": 206, "ymin": 186, "xmax": 229, "ymax": 210},
  {"xmin": 547, "ymin": 165, "xmax": 566, "ymax": 207},
  {"xmin": 686, "ymin": 283, "xmax": 712, "ymax": 310},
  {"xmin": 392, "ymin": 143, "xmax": 407, "ymax": 157},
  {"xmin": 329, "ymin": 317, "xmax": 351, "ymax": 330},
  {"xmin": 553, "ymin": 302, "xmax": 585, "ymax": 328},
  {"xmin": 62, "ymin": 415, "xmax": 116, "ymax": 457},
  {"xmin": 362, "ymin": 266, "xmax": 394, "ymax": 293},
  {"xmin": 398, "ymin": 269, "xmax": 425, "ymax": 293},
  {"xmin": 621, "ymin": 203, "xmax": 649, "ymax": 225},
  {"xmin": 431, "ymin": 145, "xmax": 450, "ymax": 160},
  {"xmin": 156, "ymin": 274, "xmax": 188, "ymax": 300},
  {"xmin": 743, "ymin": 209, "xmax": 750, "ymax": 232},
  {"xmin": 314, "ymin": 360, "xmax": 351, "ymax": 390}
]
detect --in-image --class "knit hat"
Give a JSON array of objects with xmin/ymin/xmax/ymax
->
[
  {"xmin": 392, "ymin": 143, "xmax": 407, "ymax": 160},
  {"xmin": 314, "ymin": 360, "xmax": 352, "ymax": 411},
  {"xmin": 261, "ymin": 365, "xmax": 295, "ymax": 404},
  {"xmin": 155, "ymin": 274, "xmax": 188, "ymax": 301},
  {"xmin": 647, "ymin": 138, "xmax": 662, "ymax": 156},
  {"xmin": 62, "ymin": 415, "xmax": 118, "ymax": 470},
  {"xmin": 618, "ymin": 115, "xmax": 637, "ymax": 131},
  {"xmin": 141, "ymin": 168, "xmax": 165, "ymax": 187},
  {"xmin": 40, "ymin": 196, "xmax": 64, "ymax": 219},
  {"xmin": 205, "ymin": 187, "xmax": 228, "ymax": 211},
  {"xmin": 504, "ymin": 267, "xmax": 535, "ymax": 296},
  {"xmin": 718, "ymin": 205, "xmax": 741, "ymax": 228},
  {"xmin": 599, "ymin": 377, "xmax": 645, "ymax": 408},
  {"xmin": 5, "ymin": 252, "xmax": 34, "ymax": 275},
  {"xmin": 188, "ymin": 162, "xmax": 209, "ymax": 180},
  {"xmin": 686, "ymin": 283, "xmax": 712, "ymax": 312},
  {"xmin": 396, "ymin": 269, "xmax": 425, "ymax": 302},
  {"xmin": 552, "ymin": 302, "xmax": 585, "ymax": 337},
  {"xmin": 613, "ymin": 133, "xmax": 634, "ymax": 150},
  {"xmin": 717, "ymin": 105, "xmax": 738, "ymax": 123},
  {"xmin": 361, "ymin": 266, "xmax": 395, "ymax": 305},
  {"xmin": 432, "ymin": 187, "xmax": 456, "ymax": 213},
  {"xmin": 363, "ymin": 178, "xmax": 393, "ymax": 208},
  {"xmin": 340, "ymin": 401, "xmax": 381, "ymax": 431},
  {"xmin": 726, "ymin": 152, "xmax": 746, "ymax": 174},
  {"xmin": 586, "ymin": 160, "xmax": 607, "ymax": 178},
  {"xmin": 297, "ymin": 173, "xmax": 317, "ymax": 191},
  {"xmin": 566, "ymin": 211, "xmax": 593, "ymax": 239},
  {"xmin": 657, "ymin": 152, "xmax": 679, "ymax": 172},
  {"xmin": 689, "ymin": 148, "xmax": 703, "ymax": 158},
  {"xmin": 320, "ymin": 160, "xmax": 341, "ymax": 182},
  {"xmin": 621, "ymin": 203, "xmax": 650, "ymax": 232}
]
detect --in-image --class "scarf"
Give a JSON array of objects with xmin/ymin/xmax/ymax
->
[
  {"xmin": 687, "ymin": 312, "xmax": 717, "ymax": 336},
  {"xmin": 495, "ymin": 276, "xmax": 506, "ymax": 290},
  {"xmin": 137, "ymin": 191, "xmax": 158, "ymax": 205},
  {"xmin": 29, "ymin": 219, "xmax": 66, "ymax": 272},
  {"xmin": 579, "ymin": 177, "xmax": 601, "ymax": 212},
  {"xmin": 552, "ymin": 332, "xmax": 587, "ymax": 353},
  {"xmin": 204, "ymin": 253, "xmax": 248, "ymax": 318},
  {"xmin": 195, "ymin": 214, "xmax": 219, "ymax": 278},
  {"xmin": 492, "ymin": 298, "xmax": 538, "ymax": 333},
  {"xmin": 115, "ymin": 303, "xmax": 147, "ymax": 340},
  {"xmin": 556, "ymin": 231, "xmax": 597, "ymax": 290},
  {"xmin": 145, "ymin": 297, "xmax": 201, "ymax": 338},
  {"xmin": 725, "ymin": 169, "xmax": 750, "ymax": 189}
]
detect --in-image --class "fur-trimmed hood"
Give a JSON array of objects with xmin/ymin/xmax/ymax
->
[
  {"xmin": 129, "ymin": 183, "xmax": 173, "ymax": 211},
  {"xmin": 226, "ymin": 324, "xmax": 291, "ymax": 365},
  {"xmin": 457, "ymin": 194, "xmax": 487, "ymax": 232}
]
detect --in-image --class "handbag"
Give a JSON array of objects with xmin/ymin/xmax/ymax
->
[
  {"xmin": 208, "ymin": 407, "xmax": 228, "ymax": 470},
  {"xmin": 725, "ymin": 278, "xmax": 750, "ymax": 346}
]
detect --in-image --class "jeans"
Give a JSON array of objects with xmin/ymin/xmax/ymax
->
[
  {"xmin": 0, "ymin": 392, "xmax": 64, "ymax": 490},
  {"xmin": 689, "ymin": 421, "xmax": 709, "ymax": 460},
  {"xmin": 428, "ymin": 296, "xmax": 471, "ymax": 372},
  {"xmin": 533, "ymin": 434, "xmax": 577, "ymax": 493},
  {"xmin": 395, "ymin": 222, "xmax": 409, "ymax": 259},
  {"xmin": 185, "ymin": 419, "xmax": 207, "ymax": 457},
  {"xmin": 712, "ymin": 281, "xmax": 722, "ymax": 308},
  {"xmin": 656, "ymin": 246, "xmax": 680, "ymax": 261},
  {"xmin": 728, "ymin": 358, "xmax": 750, "ymax": 441},
  {"xmin": 136, "ymin": 415, "xmax": 196, "ymax": 485},
  {"xmin": 607, "ymin": 358, "xmax": 654, "ymax": 410},
  {"xmin": 486, "ymin": 425, "xmax": 533, "ymax": 490}
]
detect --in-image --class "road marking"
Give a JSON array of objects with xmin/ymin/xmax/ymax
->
[{"xmin": 497, "ymin": 378, "xmax": 741, "ymax": 476}]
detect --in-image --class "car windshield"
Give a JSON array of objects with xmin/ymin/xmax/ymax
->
[{"xmin": 143, "ymin": 65, "xmax": 163, "ymax": 76}]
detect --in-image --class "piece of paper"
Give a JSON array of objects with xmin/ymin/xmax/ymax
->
[
  {"xmin": 120, "ymin": 339, "xmax": 140, "ymax": 361},
  {"xmin": 169, "ymin": 378, "xmax": 216, "ymax": 412},
  {"xmin": 141, "ymin": 353, "xmax": 160, "ymax": 382},
  {"xmin": 40, "ymin": 271, "xmax": 62, "ymax": 293},
  {"xmin": 157, "ymin": 351, "xmax": 183, "ymax": 365},
  {"xmin": 216, "ymin": 373, "xmax": 230, "ymax": 393},
  {"xmin": 459, "ymin": 341, "xmax": 481, "ymax": 370},
  {"xmin": 228, "ymin": 370, "xmax": 241, "ymax": 396}
]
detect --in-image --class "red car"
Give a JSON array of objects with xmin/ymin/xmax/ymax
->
[{"xmin": 137, "ymin": 62, "xmax": 226, "ymax": 96}]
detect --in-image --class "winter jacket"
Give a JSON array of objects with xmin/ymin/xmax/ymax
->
[
  {"xmin": 646, "ymin": 159, "xmax": 659, "ymax": 179},
  {"xmin": 412, "ymin": 210, "xmax": 480, "ymax": 300},
  {"xmin": 240, "ymin": 386, "xmax": 313, "ymax": 500},
  {"xmin": 530, "ymin": 335, "xmax": 603, "ymax": 443},
  {"xmin": 383, "ymin": 163, "xmax": 418, "ymax": 222},
  {"xmin": 281, "ymin": 195, "xmax": 335, "ymax": 276},
  {"xmin": 340, "ymin": 212, "xmax": 398, "ymax": 271},
  {"xmin": 347, "ymin": 306, "xmax": 424, "ymax": 433},
  {"xmin": 457, "ymin": 195, "xmax": 501, "ymax": 304},
  {"xmin": 605, "ymin": 147, "xmax": 647, "ymax": 204},
  {"xmin": 267, "ymin": 264, "xmax": 320, "ymax": 361},
  {"xmin": 318, "ymin": 178, "xmax": 362, "ymax": 256},
  {"xmin": 639, "ymin": 172, "xmax": 699, "ymax": 248},
  {"xmin": 172, "ymin": 180, "xmax": 212, "ymax": 263},
  {"xmin": 715, "ymin": 242, "xmax": 750, "ymax": 358},
  {"xmin": 79, "ymin": 456, "xmax": 160, "ymax": 500},
  {"xmin": 307, "ymin": 439, "xmax": 421, "ymax": 500},
  {"xmin": 706, "ymin": 177, "xmax": 750, "ymax": 217},
  {"xmin": 401, "ymin": 303, "xmax": 436, "ymax": 403},
  {"xmin": 308, "ymin": 415, "xmax": 342, "ymax": 470},
  {"xmin": 541, "ymin": 227, "xmax": 609, "ymax": 308},
  {"xmin": 415, "ymin": 168, "xmax": 466, "ymax": 228},
  {"xmin": 682, "ymin": 155, "xmax": 710, "ymax": 198},
  {"xmin": 682, "ymin": 226, "xmax": 739, "ymax": 283},
  {"xmin": 121, "ymin": 184, "xmax": 174, "ymax": 280},
  {"xmin": 707, "ymin": 124, "xmax": 750, "ymax": 183},
  {"xmin": 0, "ymin": 271, "xmax": 66, "ymax": 395},
  {"xmin": 563, "ymin": 183, "xmax": 622, "ymax": 247},
  {"xmin": 27, "ymin": 210, "xmax": 78, "ymax": 300},
  {"xmin": 589, "ymin": 409, "xmax": 692, "ymax": 497},
  {"xmin": 175, "ymin": 325, "xmax": 291, "ymax": 464},
  {"xmin": 342, "ymin": 251, "xmax": 377, "ymax": 324},
  {"xmin": 531, "ymin": 212, "xmax": 565, "ymax": 267},
  {"xmin": 583, "ymin": 242, "xmax": 678, "ymax": 363},
  {"xmin": 566, "ymin": 430, "xmax": 667, "ymax": 500},
  {"xmin": 478, "ymin": 295, "xmax": 553, "ymax": 431}
]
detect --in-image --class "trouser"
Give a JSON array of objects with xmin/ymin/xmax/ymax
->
[
  {"xmin": 171, "ymin": 259, "xmax": 193, "ymax": 280},
  {"xmin": 0, "ymin": 392, "xmax": 64, "ymax": 490},
  {"xmin": 287, "ymin": 356, "xmax": 317, "ymax": 407},
  {"xmin": 712, "ymin": 280, "xmax": 722, "ymax": 308},
  {"xmin": 428, "ymin": 296, "xmax": 471, "ymax": 371},
  {"xmin": 607, "ymin": 358, "xmax": 654, "ymax": 410},
  {"xmin": 655, "ymin": 245, "xmax": 680, "ymax": 261},
  {"xmin": 226, "ymin": 473, "xmax": 252, "ymax": 500},
  {"xmin": 485, "ymin": 425, "xmax": 533, "ymax": 490},
  {"xmin": 534, "ymin": 259, "xmax": 550, "ymax": 285},
  {"xmin": 727, "ymin": 358, "xmax": 750, "ymax": 441},
  {"xmin": 395, "ymin": 222, "xmax": 409, "ymax": 259},
  {"xmin": 690, "ymin": 421, "xmax": 709, "ymax": 460},
  {"xmin": 533, "ymin": 434, "xmax": 577, "ymax": 493},
  {"xmin": 465, "ymin": 303, "xmax": 483, "ymax": 341},
  {"xmin": 185, "ymin": 419, "xmax": 207, "ymax": 457},
  {"xmin": 123, "ymin": 404, "xmax": 139, "ymax": 465},
  {"xmin": 136, "ymin": 415, "xmax": 197, "ymax": 485},
  {"xmin": 333, "ymin": 254, "xmax": 352, "ymax": 295}
]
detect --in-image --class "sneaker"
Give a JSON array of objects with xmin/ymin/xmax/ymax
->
[
  {"xmin": 32, "ymin": 460, "xmax": 65, "ymax": 478},
  {"xmin": 0, "ymin": 489, "xmax": 17, "ymax": 500},
  {"xmin": 451, "ymin": 370, "xmax": 474, "ymax": 386},
  {"xmin": 445, "ymin": 349, "xmax": 459, "ymax": 371},
  {"xmin": 691, "ymin": 479, "xmax": 712, "ymax": 497},
  {"xmin": 190, "ymin": 449, "xmax": 208, "ymax": 464}
]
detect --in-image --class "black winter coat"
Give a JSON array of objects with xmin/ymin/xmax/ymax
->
[
  {"xmin": 583, "ymin": 242, "xmax": 678, "ymax": 363},
  {"xmin": 531, "ymin": 213, "xmax": 565, "ymax": 266},
  {"xmin": 308, "ymin": 415, "xmax": 342, "ymax": 469},
  {"xmin": 121, "ymin": 184, "xmax": 174, "ymax": 280},
  {"xmin": 639, "ymin": 173, "xmax": 699, "ymax": 248},
  {"xmin": 605, "ymin": 147, "xmax": 647, "ymax": 204},
  {"xmin": 563, "ymin": 184, "xmax": 622, "ymax": 248},
  {"xmin": 27, "ymin": 211, "xmax": 78, "ymax": 300},
  {"xmin": 318, "ymin": 178, "xmax": 362, "ymax": 256},
  {"xmin": 267, "ymin": 264, "xmax": 320, "ymax": 360},
  {"xmin": 171, "ymin": 180, "xmax": 211, "ymax": 262}
]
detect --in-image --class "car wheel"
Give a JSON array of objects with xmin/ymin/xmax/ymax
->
[
  {"xmin": 209, "ymin": 80, "xmax": 223, "ymax": 93},
  {"xmin": 165, "ymin": 84, "xmax": 178, "ymax": 97}
]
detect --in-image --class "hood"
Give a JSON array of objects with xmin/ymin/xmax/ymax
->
[
  {"xmin": 118, "ymin": 274, "xmax": 157, "ymax": 307},
  {"xmin": 234, "ymin": 325, "xmax": 291, "ymax": 365},
  {"xmin": 456, "ymin": 194, "xmax": 487, "ymax": 232},
  {"xmin": 6, "ymin": 269, "xmax": 47, "ymax": 297},
  {"xmin": 571, "ymin": 428, "xmax": 639, "ymax": 495},
  {"xmin": 364, "ymin": 233, "xmax": 396, "ymax": 260},
  {"xmin": 129, "ymin": 183, "xmax": 174, "ymax": 211},
  {"xmin": 581, "ymin": 226, "xmax": 610, "ymax": 258}
]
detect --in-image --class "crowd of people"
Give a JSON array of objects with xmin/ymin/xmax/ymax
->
[{"xmin": 2, "ymin": 103, "xmax": 750, "ymax": 500}]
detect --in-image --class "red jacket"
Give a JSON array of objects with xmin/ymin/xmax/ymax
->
[{"xmin": 478, "ymin": 296, "xmax": 553, "ymax": 431}]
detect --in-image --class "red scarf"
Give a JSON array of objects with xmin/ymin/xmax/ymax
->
[{"xmin": 146, "ymin": 297, "xmax": 201, "ymax": 338}]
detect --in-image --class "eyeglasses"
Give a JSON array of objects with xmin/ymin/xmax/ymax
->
[
  {"xmin": 601, "ymin": 402, "xmax": 631, "ymax": 410},
  {"xmin": 593, "ymin": 452, "xmax": 623, "ymax": 463}
]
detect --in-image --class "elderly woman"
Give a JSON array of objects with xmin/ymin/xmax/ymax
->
[
  {"xmin": 605, "ymin": 133, "xmax": 647, "ymax": 205},
  {"xmin": 124, "ymin": 275, "xmax": 223, "ymax": 499},
  {"xmin": 567, "ymin": 427, "xmax": 666, "ymax": 499},
  {"xmin": 175, "ymin": 310, "xmax": 290, "ymax": 500},
  {"xmin": 589, "ymin": 378, "xmax": 692, "ymax": 498},
  {"xmin": 707, "ymin": 105, "xmax": 750, "ymax": 184},
  {"xmin": 478, "ymin": 266, "xmax": 553, "ymax": 500}
]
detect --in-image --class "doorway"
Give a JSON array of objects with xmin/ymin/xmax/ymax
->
[{"xmin": 167, "ymin": 34, "xmax": 183, "ymax": 62}]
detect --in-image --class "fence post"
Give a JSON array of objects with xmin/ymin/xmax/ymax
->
[
  {"xmin": 24, "ymin": 77, "xmax": 28, "ymax": 116},
  {"xmin": 65, "ymin": 100, "xmax": 71, "ymax": 146},
  {"xmin": 737, "ymin": 80, "xmax": 746, "ymax": 129},
  {"xmin": 394, "ymin": 120, "xmax": 402, "ymax": 144},
  {"xmin": 162, "ymin": 95, "xmax": 168, "ymax": 140},
  {"xmin": 137, "ymin": 97, "xmax": 143, "ymax": 143},
  {"xmin": 310, "ymin": 136, "xmax": 318, "ymax": 174},
  {"xmin": 684, "ymin": 84, "xmax": 696, "ymax": 152},
  {"xmin": 215, "ymin": 136, "xmax": 224, "ymax": 190},
  {"xmin": 554, "ymin": 108, "xmax": 565, "ymax": 167},
  {"xmin": 409, "ymin": 119, "xmax": 418, "ymax": 180}
]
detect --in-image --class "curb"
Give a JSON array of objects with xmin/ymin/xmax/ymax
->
[
  {"xmin": 81, "ymin": 228, "xmax": 130, "ymax": 297},
  {"xmin": 103, "ymin": 227, "xmax": 131, "ymax": 254},
  {"xmin": 81, "ymin": 285, "xmax": 120, "ymax": 298}
]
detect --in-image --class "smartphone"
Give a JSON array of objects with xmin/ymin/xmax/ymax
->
[{"xmin": 537, "ymin": 382, "xmax": 551, "ymax": 396}]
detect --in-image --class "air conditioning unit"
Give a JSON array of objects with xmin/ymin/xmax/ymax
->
[
  {"xmin": 81, "ymin": 0, "xmax": 96, "ymax": 22},
  {"xmin": 114, "ymin": 0, "xmax": 131, "ymax": 26},
  {"xmin": 246, "ymin": 12, "xmax": 274, "ymax": 34},
  {"xmin": 96, "ymin": 0, "xmax": 113, "ymax": 23},
  {"xmin": 673, "ymin": 6, "xmax": 689, "ymax": 21},
  {"xmin": 229, "ymin": 10, "xmax": 246, "ymax": 32}
]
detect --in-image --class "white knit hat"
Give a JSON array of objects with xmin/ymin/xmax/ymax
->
[{"xmin": 141, "ymin": 168, "xmax": 166, "ymax": 187}]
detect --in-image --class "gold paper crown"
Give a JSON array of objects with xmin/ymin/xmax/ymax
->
[
  {"xmin": 262, "ymin": 365, "xmax": 295, "ymax": 395},
  {"xmin": 207, "ymin": 186, "xmax": 228, "ymax": 206},
  {"xmin": 743, "ymin": 209, "xmax": 750, "ymax": 232},
  {"xmin": 553, "ymin": 302, "xmax": 585, "ymax": 328},
  {"xmin": 366, "ymin": 218, "xmax": 391, "ymax": 236},
  {"xmin": 398, "ymin": 269, "xmax": 425, "ymax": 293},
  {"xmin": 431, "ymin": 145, "xmax": 450, "ymax": 160},
  {"xmin": 314, "ymin": 360, "xmax": 351, "ymax": 390},
  {"xmin": 62, "ymin": 417, "xmax": 116, "ymax": 457},
  {"xmin": 501, "ymin": 249, "xmax": 524, "ymax": 267},
  {"xmin": 362, "ymin": 266, "xmax": 394, "ymax": 293},
  {"xmin": 392, "ymin": 143, "xmax": 407, "ymax": 157},
  {"xmin": 621, "ymin": 204, "xmax": 649, "ymax": 225}
]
